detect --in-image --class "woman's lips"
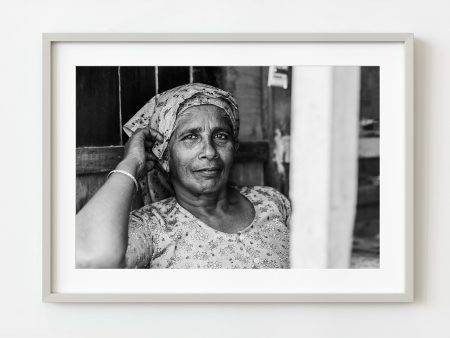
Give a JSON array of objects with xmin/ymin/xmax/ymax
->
[{"xmin": 194, "ymin": 167, "xmax": 222, "ymax": 177}]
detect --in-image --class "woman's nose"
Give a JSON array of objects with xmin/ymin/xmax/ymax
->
[{"xmin": 200, "ymin": 138, "xmax": 218, "ymax": 159}]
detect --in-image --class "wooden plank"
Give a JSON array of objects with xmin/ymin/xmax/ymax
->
[
  {"xmin": 76, "ymin": 142, "xmax": 269, "ymax": 174},
  {"xmin": 76, "ymin": 146, "xmax": 124, "ymax": 174},
  {"xmin": 76, "ymin": 66, "xmax": 121, "ymax": 146},
  {"xmin": 119, "ymin": 66, "xmax": 156, "ymax": 143}
]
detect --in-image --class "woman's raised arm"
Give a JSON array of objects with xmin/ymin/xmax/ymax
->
[{"xmin": 75, "ymin": 127, "xmax": 163, "ymax": 268}]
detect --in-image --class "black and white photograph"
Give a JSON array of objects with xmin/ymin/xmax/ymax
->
[{"xmin": 75, "ymin": 65, "xmax": 380, "ymax": 270}]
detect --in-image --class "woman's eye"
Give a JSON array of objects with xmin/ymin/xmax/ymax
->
[
  {"xmin": 215, "ymin": 133, "xmax": 229, "ymax": 140},
  {"xmin": 183, "ymin": 134, "xmax": 198, "ymax": 140}
]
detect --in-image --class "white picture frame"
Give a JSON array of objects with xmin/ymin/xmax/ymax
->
[{"xmin": 43, "ymin": 33, "xmax": 414, "ymax": 302}]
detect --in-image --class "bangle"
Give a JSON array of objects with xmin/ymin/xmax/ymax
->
[{"xmin": 107, "ymin": 169, "xmax": 139, "ymax": 192}]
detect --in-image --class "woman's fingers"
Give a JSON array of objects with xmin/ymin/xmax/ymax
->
[
  {"xmin": 124, "ymin": 127, "xmax": 163, "ymax": 176},
  {"xmin": 132, "ymin": 126, "xmax": 147, "ymax": 136},
  {"xmin": 132, "ymin": 125, "xmax": 163, "ymax": 143},
  {"xmin": 145, "ymin": 151, "xmax": 159, "ymax": 171},
  {"xmin": 144, "ymin": 139, "xmax": 154, "ymax": 149},
  {"xmin": 145, "ymin": 126, "xmax": 164, "ymax": 143}
]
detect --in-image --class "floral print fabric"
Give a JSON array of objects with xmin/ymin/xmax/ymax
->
[{"xmin": 125, "ymin": 186, "xmax": 291, "ymax": 269}]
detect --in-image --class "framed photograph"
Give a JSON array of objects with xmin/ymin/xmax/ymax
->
[{"xmin": 43, "ymin": 33, "xmax": 413, "ymax": 302}]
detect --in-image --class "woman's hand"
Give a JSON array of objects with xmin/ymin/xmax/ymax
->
[{"xmin": 121, "ymin": 126, "xmax": 164, "ymax": 178}]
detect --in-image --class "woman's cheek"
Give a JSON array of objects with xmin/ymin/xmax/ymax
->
[{"xmin": 179, "ymin": 146, "xmax": 199, "ymax": 167}]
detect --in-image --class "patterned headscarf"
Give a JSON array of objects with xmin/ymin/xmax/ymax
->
[{"xmin": 123, "ymin": 83, "xmax": 240, "ymax": 203}]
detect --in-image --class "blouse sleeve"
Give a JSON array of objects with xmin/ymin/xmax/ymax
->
[
  {"xmin": 125, "ymin": 208, "xmax": 155, "ymax": 268},
  {"xmin": 262, "ymin": 186, "xmax": 291, "ymax": 227},
  {"xmin": 277, "ymin": 190, "xmax": 291, "ymax": 226}
]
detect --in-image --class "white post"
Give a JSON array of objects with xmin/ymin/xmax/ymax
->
[{"xmin": 290, "ymin": 66, "xmax": 361, "ymax": 268}]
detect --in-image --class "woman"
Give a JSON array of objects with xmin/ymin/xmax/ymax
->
[{"xmin": 76, "ymin": 83, "xmax": 290, "ymax": 269}]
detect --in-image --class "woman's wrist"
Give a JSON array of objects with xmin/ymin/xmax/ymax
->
[{"xmin": 116, "ymin": 156, "xmax": 140, "ymax": 177}]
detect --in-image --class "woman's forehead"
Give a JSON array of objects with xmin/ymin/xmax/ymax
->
[{"xmin": 175, "ymin": 105, "xmax": 232, "ymax": 130}]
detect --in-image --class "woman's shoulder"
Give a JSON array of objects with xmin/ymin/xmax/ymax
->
[
  {"xmin": 239, "ymin": 185, "xmax": 289, "ymax": 202},
  {"xmin": 238, "ymin": 185, "xmax": 291, "ymax": 221},
  {"xmin": 129, "ymin": 196, "xmax": 177, "ymax": 224}
]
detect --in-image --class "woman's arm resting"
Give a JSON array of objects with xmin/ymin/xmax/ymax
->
[
  {"xmin": 75, "ymin": 126, "xmax": 163, "ymax": 268},
  {"xmin": 75, "ymin": 158, "xmax": 139, "ymax": 268}
]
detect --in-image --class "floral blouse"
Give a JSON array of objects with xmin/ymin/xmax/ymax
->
[{"xmin": 125, "ymin": 186, "xmax": 291, "ymax": 269}]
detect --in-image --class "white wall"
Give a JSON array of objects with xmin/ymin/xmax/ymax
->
[{"xmin": 0, "ymin": 0, "xmax": 448, "ymax": 336}]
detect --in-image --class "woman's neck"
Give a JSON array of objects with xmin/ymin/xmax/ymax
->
[{"xmin": 173, "ymin": 184, "xmax": 236, "ymax": 217}]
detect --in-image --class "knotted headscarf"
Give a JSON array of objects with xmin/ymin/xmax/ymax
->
[{"xmin": 123, "ymin": 83, "xmax": 240, "ymax": 204}]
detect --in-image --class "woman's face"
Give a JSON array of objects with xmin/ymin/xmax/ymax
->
[{"xmin": 167, "ymin": 105, "xmax": 236, "ymax": 196}]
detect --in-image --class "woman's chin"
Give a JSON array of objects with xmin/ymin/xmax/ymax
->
[
  {"xmin": 193, "ymin": 179, "xmax": 227, "ymax": 195},
  {"xmin": 172, "ymin": 172, "xmax": 230, "ymax": 196}
]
